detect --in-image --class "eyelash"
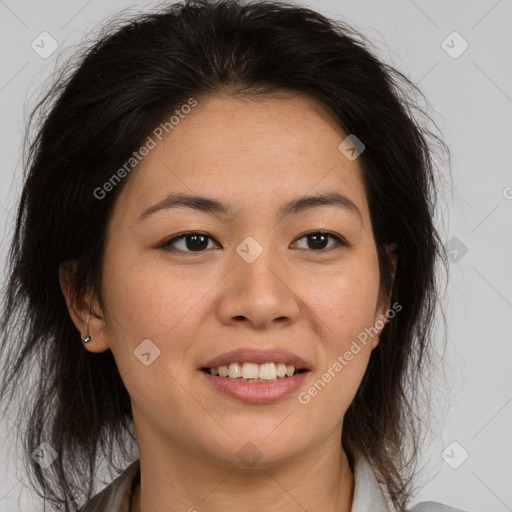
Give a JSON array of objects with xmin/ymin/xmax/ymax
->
[{"xmin": 159, "ymin": 231, "xmax": 347, "ymax": 255}]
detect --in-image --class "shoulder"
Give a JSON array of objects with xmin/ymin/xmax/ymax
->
[
  {"xmin": 407, "ymin": 501, "xmax": 469, "ymax": 512},
  {"xmin": 351, "ymin": 455, "xmax": 469, "ymax": 512},
  {"xmin": 78, "ymin": 458, "xmax": 140, "ymax": 512}
]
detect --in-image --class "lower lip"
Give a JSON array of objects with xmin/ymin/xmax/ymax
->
[{"xmin": 200, "ymin": 370, "xmax": 310, "ymax": 404}]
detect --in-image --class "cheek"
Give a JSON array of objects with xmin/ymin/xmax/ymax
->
[
  {"xmin": 305, "ymin": 257, "xmax": 381, "ymax": 344},
  {"xmin": 100, "ymin": 247, "xmax": 223, "ymax": 382},
  {"xmin": 99, "ymin": 252, "xmax": 200, "ymax": 415},
  {"xmin": 98, "ymin": 242, "xmax": 176, "ymax": 369},
  {"xmin": 300, "ymin": 280, "xmax": 377, "ymax": 421},
  {"xmin": 101, "ymin": 248, "xmax": 194, "ymax": 337},
  {"xmin": 300, "ymin": 255, "xmax": 380, "ymax": 401}
]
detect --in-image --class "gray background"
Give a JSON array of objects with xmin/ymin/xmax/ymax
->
[{"xmin": 0, "ymin": 1, "xmax": 511, "ymax": 510}]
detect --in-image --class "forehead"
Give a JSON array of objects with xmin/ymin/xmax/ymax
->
[{"xmin": 112, "ymin": 92, "xmax": 369, "ymax": 224}]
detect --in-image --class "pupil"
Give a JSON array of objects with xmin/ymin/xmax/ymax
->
[
  {"xmin": 187, "ymin": 234, "xmax": 208, "ymax": 251},
  {"xmin": 309, "ymin": 233, "xmax": 327, "ymax": 249}
]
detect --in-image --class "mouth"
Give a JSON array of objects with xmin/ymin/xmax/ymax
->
[
  {"xmin": 199, "ymin": 348, "xmax": 312, "ymax": 402},
  {"xmin": 199, "ymin": 363, "xmax": 311, "ymax": 404}
]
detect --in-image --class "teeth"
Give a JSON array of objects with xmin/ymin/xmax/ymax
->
[
  {"xmin": 228, "ymin": 362, "xmax": 242, "ymax": 379},
  {"xmin": 207, "ymin": 362, "xmax": 300, "ymax": 381},
  {"xmin": 277, "ymin": 363, "xmax": 287, "ymax": 378},
  {"xmin": 258, "ymin": 362, "xmax": 277, "ymax": 380},
  {"xmin": 241, "ymin": 362, "xmax": 259, "ymax": 379}
]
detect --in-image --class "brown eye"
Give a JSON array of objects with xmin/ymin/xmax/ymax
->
[
  {"xmin": 160, "ymin": 232, "xmax": 219, "ymax": 253},
  {"xmin": 293, "ymin": 232, "xmax": 346, "ymax": 252}
]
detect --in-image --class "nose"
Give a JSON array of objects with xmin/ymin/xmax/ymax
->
[{"xmin": 215, "ymin": 241, "xmax": 301, "ymax": 330}]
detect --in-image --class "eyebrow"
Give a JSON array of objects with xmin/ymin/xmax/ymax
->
[{"xmin": 135, "ymin": 190, "xmax": 362, "ymax": 224}]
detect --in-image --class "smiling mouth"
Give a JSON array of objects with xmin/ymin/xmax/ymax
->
[{"xmin": 201, "ymin": 362, "xmax": 309, "ymax": 382}]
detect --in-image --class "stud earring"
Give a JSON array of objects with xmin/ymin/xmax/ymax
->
[{"xmin": 83, "ymin": 336, "xmax": 91, "ymax": 343}]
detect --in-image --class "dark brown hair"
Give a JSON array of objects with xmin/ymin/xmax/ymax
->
[{"xmin": 0, "ymin": 0, "xmax": 450, "ymax": 510}]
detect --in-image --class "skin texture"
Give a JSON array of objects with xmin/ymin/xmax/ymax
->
[{"xmin": 60, "ymin": 92, "xmax": 396, "ymax": 512}]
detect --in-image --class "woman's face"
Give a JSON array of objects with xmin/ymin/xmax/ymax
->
[{"xmin": 81, "ymin": 92, "xmax": 394, "ymax": 468}]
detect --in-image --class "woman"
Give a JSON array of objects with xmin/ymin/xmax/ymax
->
[{"xmin": 0, "ymin": 0, "xmax": 463, "ymax": 510}]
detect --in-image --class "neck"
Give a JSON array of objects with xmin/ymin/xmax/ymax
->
[{"xmin": 130, "ymin": 429, "xmax": 354, "ymax": 512}]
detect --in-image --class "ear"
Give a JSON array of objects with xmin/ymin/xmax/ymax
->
[
  {"xmin": 58, "ymin": 260, "xmax": 110, "ymax": 353},
  {"xmin": 372, "ymin": 243, "xmax": 398, "ymax": 349}
]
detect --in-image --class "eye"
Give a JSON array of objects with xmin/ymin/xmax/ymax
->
[
  {"xmin": 159, "ymin": 232, "xmax": 219, "ymax": 254},
  {"xmin": 159, "ymin": 230, "xmax": 346, "ymax": 255},
  {"xmin": 292, "ymin": 231, "xmax": 346, "ymax": 252}
]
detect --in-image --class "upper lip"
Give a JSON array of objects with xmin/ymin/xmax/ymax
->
[{"xmin": 201, "ymin": 348, "xmax": 310, "ymax": 370}]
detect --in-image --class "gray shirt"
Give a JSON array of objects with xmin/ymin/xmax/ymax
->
[{"xmin": 79, "ymin": 456, "xmax": 467, "ymax": 512}]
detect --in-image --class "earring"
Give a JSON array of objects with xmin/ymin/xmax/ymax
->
[{"xmin": 83, "ymin": 336, "xmax": 91, "ymax": 343}]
